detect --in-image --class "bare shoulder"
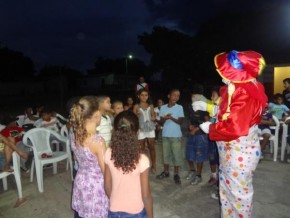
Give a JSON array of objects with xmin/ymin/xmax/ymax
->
[{"xmin": 90, "ymin": 135, "xmax": 106, "ymax": 155}]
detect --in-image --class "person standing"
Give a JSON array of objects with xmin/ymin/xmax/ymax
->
[
  {"xmin": 135, "ymin": 76, "xmax": 149, "ymax": 93},
  {"xmin": 200, "ymin": 50, "xmax": 268, "ymax": 217},
  {"xmin": 96, "ymin": 95, "xmax": 113, "ymax": 147},
  {"xmin": 156, "ymin": 88, "xmax": 184, "ymax": 185},
  {"xmin": 133, "ymin": 89, "xmax": 157, "ymax": 173},
  {"xmin": 69, "ymin": 96, "xmax": 109, "ymax": 218},
  {"xmin": 104, "ymin": 111, "xmax": 153, "ymax": 218}
]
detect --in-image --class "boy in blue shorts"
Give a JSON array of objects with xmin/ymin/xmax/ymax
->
[
  {"xmin": 156, "ymin": 88, "xmax": 184, "ymax": 184},
  {"xmin": 185, "ymin": 100, "xmax": 210, "ymax": 185}
]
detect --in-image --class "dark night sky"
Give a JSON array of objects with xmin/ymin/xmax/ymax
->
[{"xmin": 0, "ymin": 0, "xmax": 289, "ymax": 72}]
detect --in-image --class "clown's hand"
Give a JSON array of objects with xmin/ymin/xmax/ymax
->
[{"xmin": 199, "ymin": 121, "xmax": 211, "ymax": 134}]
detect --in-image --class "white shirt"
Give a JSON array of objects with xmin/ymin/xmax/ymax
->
[{"xmin": 96, "ymin": 115, "xmax": 112, "ymax": 147}]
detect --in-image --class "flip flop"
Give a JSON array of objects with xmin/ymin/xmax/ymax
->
[
  {"xmin": 3, "ymin": 166, "xmax": 14, "ymax": 173},
  {"xmin": 14, "ymin": 197, "xmax": 27, "ymax": 208}
]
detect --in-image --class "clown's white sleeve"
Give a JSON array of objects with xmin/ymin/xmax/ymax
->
[{"xmin": 199, "ymin": 121, "xmax": 211, "ymax": 134}]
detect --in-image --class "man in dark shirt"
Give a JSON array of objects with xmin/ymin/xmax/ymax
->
[{"xmin": 283, "ymin": 78, "xmax": 290, "ymax": 108}]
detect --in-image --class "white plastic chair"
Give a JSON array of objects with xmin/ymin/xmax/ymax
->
[
  {"xmin": 23, "ymin": 128, "xmax": 73, "ymax": 193},
  {"xmin": 16, "ymin": 115, "xmax": 25, "ymax": 127},
  {"xmin": 33, "ymin": 119, "xmax": 42, "ymax": 128},
  {"xmin": 281, "ymin": 117, "xmax": 290, "ymax": 161},
  {"xmin": 268, "ymin": 115, "xmax": 280, "ymax": 162},
  {"xmin": 56, "ymin": 113, "xmax": 68, "ymax": 124},
  {"xmin": 0, "ymin": 124, "xmax": 5, "ymax": 131},
  {"xmin": 0, "ymin": 152, "xmax": 23, "ymax": 199},
  {"xmin": 60, "ymin": 125, "xmax": 69, "ymax": 137}
]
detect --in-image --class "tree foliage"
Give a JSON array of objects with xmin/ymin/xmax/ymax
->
[
  {"xmin": 0, "ymin": 46, "xmax": 35, "ymax": 81},
  {"xmin": 37, "ymin": 65, "xmax": 81, "ymax": 78},
  {"xmin": 88, "ymin": 56, "xmax": 148, "ymax": 77},
  {"xmin": 138, "ymin": 26, "xmax": 196, "ymax": 81}
]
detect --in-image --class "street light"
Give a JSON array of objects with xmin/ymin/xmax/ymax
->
[{"xmin": 125, "ymin": 54, "xmax": 133, "ymax": 88}]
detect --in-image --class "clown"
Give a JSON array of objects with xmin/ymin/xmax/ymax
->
[{"xmin": 200, "ymin": 50, "xmax": 268, "ymax": 218}]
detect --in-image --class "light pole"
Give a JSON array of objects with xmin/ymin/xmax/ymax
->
[{"xmin": 125, "ymin": 54, "xmax": 133, "ymax": 88}]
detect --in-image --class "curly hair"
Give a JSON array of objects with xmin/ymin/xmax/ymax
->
[
  {"xmin": 110, "ymin": 110, "xmax": 140, "ymax": 174},
  {"xmin": 69, "ymin": 96, "xmax": 99, "ymax": 145}
]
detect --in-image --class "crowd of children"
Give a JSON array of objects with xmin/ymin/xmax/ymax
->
[{"xmin": 1, "ymin": 72, "xmax": 290, "ymax": 217}]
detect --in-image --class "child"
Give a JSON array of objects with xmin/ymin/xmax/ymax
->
[
  {"xmin": 156, "ymin": 88, "xmax": 184, "ymax": 184},
  {"xmin": 133, "ymin": 89, "xmax": 156, "ymax": 173},
  {"xmin": 23, "ymin": 106, "xmax": 39, "ymax": 125},
  {"xmin": 154, "ymin": 98, "xmax": 164, "ymax": 141},
  {"xmin": 34, "ymin": 109, "xmax": 62, "ymax": 132},
  {"xmin": 69, "ymin": 96, "xmax": 109, "ymax": 218},
  {"xmin": 207, "ymin": 87, "xmax": 220, "ymax": 186},
  {"xmin": 104, "ymin": 111, "xmax": 153, "ymax": 218},
  {"xmin": 268, "ymin": 93, "xmax": 290, "ymax": 120},
  {"xmin": 111, "ymin": 100, "xmax": 124, "ymax": 117},
  {"xmin": 135, "ymin": 76, "xmax": 149, "ymax": 93},
  {"xmin": 0, "ymin": 115, "xmax": 31, "ymax": 172},
  {"xmin": 96, "ymin": 95, "xmax": 113, "ymax": 147},
  {"xmin": 283, "ymin": 78, "xmax": 290, "ymax": 108},
  {"xmin": 185, "ymin": 100, "xmax": 210, "ymax": 185},
  {"xmin": 124, "ymin": 96, "xmax": 134, "ymax": 111},
  {"xmin": 0, "ymin": 133, "xmax": 28, "ymax": 172},
  {"xmin": 258, "ymin": 108, "xmax": 274, "ymax": 159}
]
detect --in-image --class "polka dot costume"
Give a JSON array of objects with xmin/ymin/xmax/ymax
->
[{"xmin": 217, "ymin": 126, "xmax": 260, "ymax": 218}]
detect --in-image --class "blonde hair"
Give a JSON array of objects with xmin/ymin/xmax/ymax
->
[{"xmin": 69, "ymin": 96, "xmax": 99, "ymax": 145}]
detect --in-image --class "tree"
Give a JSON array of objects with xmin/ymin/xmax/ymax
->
[
  {"xmin": 138, "ymin": 26, "xmax": 195, "ymax": 82},
  {"xmin": 0, "ymin": 46, "xmax": 35, "ymax": 81},
  {"xmin": 88, "ymin": 57, "xmax": 147, "ymax": 76},
  {"xmin": 37, "ymin": 65, "xmax": 82, "ymax": 98}
]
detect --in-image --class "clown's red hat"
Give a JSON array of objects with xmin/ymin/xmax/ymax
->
[{"xmin": 214, "ymin": 50, "xmax": 266, "ymax": 83}]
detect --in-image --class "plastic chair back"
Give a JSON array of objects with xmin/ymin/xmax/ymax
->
[
  {"xmin": 16, "ymin": 115, "xmax": 25, "ymax": 127},
  {"xmin": 0, "ymin": 152, "xmax": 23, "ymax": 198},
  {"xmin": 23, "ymin": 128, "xmax": 53, "ymax": 157},
  {"xmin": 60, "ymin": 125, "xmax": 69, "ymax": 137}
]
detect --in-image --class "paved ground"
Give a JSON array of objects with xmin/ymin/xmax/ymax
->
[{"xmin": 1, "ymin": 138, "xmax": 290, "ymax": 218}]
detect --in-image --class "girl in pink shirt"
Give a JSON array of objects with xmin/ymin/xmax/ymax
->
[{"xmin": 104, "ymin": 111, "xmax": 153, "ymax": 218}]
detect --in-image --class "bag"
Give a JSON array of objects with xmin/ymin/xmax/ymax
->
[{"xmin": 140, "ymin": 120, "xmax": 156, "ymax": 132}]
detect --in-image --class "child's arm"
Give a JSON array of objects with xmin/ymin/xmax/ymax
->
[
  {"xmin": 90, "ymin": 137, "xmax": 106, "ymax": 174},
  {"xmin": 1, "ymin": 135, "xmax": 28, "ymax": 159},
  {"xmin": 133, "ymin": 104, "xmax": 139, "ymax": 115},
  {"xmin": 140, "ymin": 168, "xmax": 153, "ymax": 218},
  {"xmin": 167, "ymin": 114, "xmax": 184, "ymax": 125},
  {"xmin": 150, "ymin": 104, "xmax": 156, "ymax": 121},
  {"xmin": 260, "ymin": 119, "xmax": 275, "ymax": 126},
  {"xmin": 104, "ymin": 163, "xmax": 112, "ymax": 198}
]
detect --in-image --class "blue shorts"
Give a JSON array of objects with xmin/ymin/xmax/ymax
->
[
  {"xmin": 108, "ymin": 208, "xmax": 147, "ymax": 218},
  {"xmin": 186, "ymin": 134, "xmax": 209, "ymax": 163},
  {"xmin": 208, "ymin": 140, "xmax": 219, "ymax": 165},
  {"xmin": 0, "ymin": 152, "xmax": 5, "ymax": 171}
]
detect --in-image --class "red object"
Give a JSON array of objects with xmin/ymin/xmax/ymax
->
[
  {"xmin": 41, "ymin": 153, "xmax": 53, "ymax": 158},
  {"xmin": 0, "ymin": 126, "xmax": 24, "ymax": 143},
  {"xmin": 209, "ymin": 82, "xmax": 268, "ymax": 142},
  {"xmin": 214, "ymin": 50, "xmax": 265, "ymax": 83}
]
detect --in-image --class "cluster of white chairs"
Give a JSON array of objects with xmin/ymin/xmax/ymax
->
[
  {"xmin": 1, "ymin": 114, "xmax": 72, "ymax": 198},
  {"xmin": 281, "ymin": 117, "xmax": 290, "ymax": 161},
  {"xmin": 261, "ymin": 115, "xmax": 290, "ymax": 162}
]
